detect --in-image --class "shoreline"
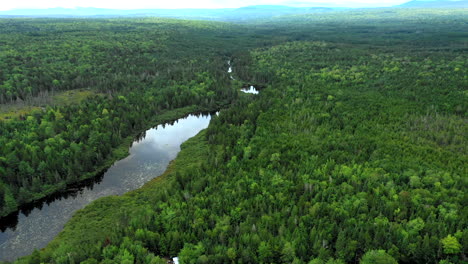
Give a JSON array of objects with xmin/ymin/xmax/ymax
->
[
  {"xmin": 0, "ymin": 104, "xmax": 218, "ymax": 221},
  {"xmin": 10, "ymin": 110, "xmax": 216, "ymax": 263}
]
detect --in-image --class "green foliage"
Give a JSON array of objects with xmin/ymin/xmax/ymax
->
[
  {"xmin": 361, "ymin": 250, "xmax": 398, "ymax": 264},
  {"xmin": 5, "ymin": 7, "xmax": 468, "ymax": 264},
  {"xmin": 441, "ymin": 235, "xmax": 462, "ymax": 255},
  {"xmin": 0, "ymin": 18, "xmax": 242, "ymax": 217},
  {"xmin": 179, "ymin": 243, "xmax": 206, "ymax": 264}
]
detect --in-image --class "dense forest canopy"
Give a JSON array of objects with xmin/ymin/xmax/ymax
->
[
  {"xmin": 0, "ymin": 18, "xmax": 251, "ymax": 218},
  {"xmin": 0, "ymin": 7, "xmax": 467, "ymax": 264}
]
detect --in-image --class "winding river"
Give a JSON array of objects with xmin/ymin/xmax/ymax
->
[
  {"xmin": 0, "ymin": 113, "xmax": 213, "ymax": 261},
  {"xmin": 227, "ymin": 60, "xmax": 259, "ymax": 94},
  {"xmin": 0, "ymin": 59, "xmax": 256, "ymax": 262}
]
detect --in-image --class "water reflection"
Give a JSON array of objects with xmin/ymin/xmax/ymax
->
[
  {"xmin": 0, "ymin": 173, "xmax": 105, "ymax": 233},
  {"xmin": 0, "ymin": 113, "xmax": 213, "ymax": 261},
  {"xmin": 241, "ymin": 86, "xmax": 259, "ymax": 94},
  {"xmin": 227, "ymin": 60, "xmax": 235, "ymax": 80},
  {"xmin": 227, "ymin": 59, "xmax": 259, "ymax": 94}
]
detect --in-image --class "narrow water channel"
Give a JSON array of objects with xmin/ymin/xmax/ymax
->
[
  {"xmin": 241, "ymin": 86, "xmax": 259, "ymax": 94},
  {"xmin": 227, "ymin": 60, "xmax": 259, "ymax": 94},
  {"xmin": 0, "ymin": 113, "xmax": 213, "ymax": 262}
]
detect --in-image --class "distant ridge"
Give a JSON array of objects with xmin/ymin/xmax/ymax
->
[
  {"xmin": 0, "ymin": 5, "xmax": 335, "ymax": 20},
  {"xmin": 398, "ymin": 0, "xmax": 468, "ymax": 8},
  {"xmin": 0, "ymin": 7, "xmax": 229, "ymax": 17}
]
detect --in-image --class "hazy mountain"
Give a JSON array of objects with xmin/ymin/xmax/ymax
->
[
  {"xmin": 0, "ymin": 5, "xmax": 335, "ymax": 20},
  {"xmin": 281, "ymin": 1, "xmax": 383, "ymax": 7},
  {"xmin": 398, "ymin": 0, "xmax": 468, "ymax": 7},
  {"xmin": 0, "ymin": 7, "xmax": 228, "ymax": 17},
  {"xmin": 229, "ymin": 5, "xmax": 334, "ymax": 17}
]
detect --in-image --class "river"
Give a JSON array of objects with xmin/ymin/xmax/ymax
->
[
  {"xmin": 227, "ymin": 60, "xmax": 259, "ymax": 94},
  {"xmin": 0, "ymin": 58, "xmax": 253, "ymax": 261},
  {"xmin": 0, "ymin": 113, "xmax": 213, "ymax": 262}
]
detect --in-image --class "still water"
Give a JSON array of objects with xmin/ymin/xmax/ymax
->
[
  {"xmin": 227, "ymin": 60, "xmax": 259, "ymax": 94},
  {"xmin": 0, "ymin": 113, "xmax": 213, "ymax": 261},
  {"xmin": 241, "ymin": 86, "xmax": 259, "ymax": 94}
]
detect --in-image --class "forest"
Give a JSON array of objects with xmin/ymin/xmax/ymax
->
[
  {"xmin": 0, "ymin": 8, "xmax": 467, "ymax": 264},
  {"xmin": 0, "ymin": 18, "xmax": 250, "ymax": 217}
]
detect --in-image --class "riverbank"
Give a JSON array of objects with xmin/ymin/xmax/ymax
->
[
  {"xmin": 14, "ymin": 124, "xmax": 212, "ymax": 264},
  {"xmin": 0, "ymin": 104, "xmax": 216, "ymax": 219}
]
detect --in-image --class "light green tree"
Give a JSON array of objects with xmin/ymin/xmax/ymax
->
[
  {"xmin": 441, "ymin": 235, "xmax": 461, "ymax": 255},
  {"xmin": 360, "ymin": 250, "xmax": 397, "ymax": 264}
]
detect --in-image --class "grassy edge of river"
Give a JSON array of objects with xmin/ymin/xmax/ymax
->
[
  {"xmin": 11, "ymin": 122, "xmax": 212, "ymax": 264},
  {"xmin": 0, "ymin": 104, "xmax": 213, "ymax": 219}
]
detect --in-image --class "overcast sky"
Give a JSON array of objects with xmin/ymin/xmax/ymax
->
[{"xmin": 0, "ymin": 0, "xmax": 411, "ymax": 11}]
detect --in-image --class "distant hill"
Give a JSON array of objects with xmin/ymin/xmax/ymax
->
[
  {"xmin": 229, "ymin": 5, "xmax": 334, "ymax": 19},
  {"xmin": 0, "ymin": 7, "xmax": 229, "ymax": 18},
  {"xmin": 398, "ymin": 0, "xmax": 468, "ymax": 8},
  {"xmin": 281, "ymin": 1, "xmax": 389, "ymax": 7},
  {"xmin": 0, "ymin": 5, "xmax": 336, "ymax": 21}
]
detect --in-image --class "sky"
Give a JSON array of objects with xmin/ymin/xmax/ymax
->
[{"xmin": 0, "ymin": 0, "xmax": 412, "ymax": 11}]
